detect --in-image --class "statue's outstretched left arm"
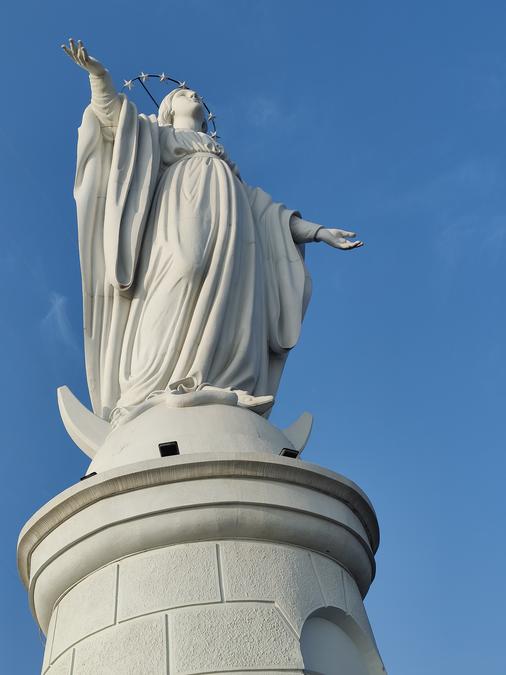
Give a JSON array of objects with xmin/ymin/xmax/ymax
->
[{"xmin": 289, "ymin": 215, "xmax": 364, "ymax": 250}]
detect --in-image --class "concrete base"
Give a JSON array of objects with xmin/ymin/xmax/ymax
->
[{"xmin": 18, "ymin": 453, "xmax": 386, "ymax": 674}]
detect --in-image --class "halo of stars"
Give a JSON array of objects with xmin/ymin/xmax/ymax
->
[{"xmin": 122, "ymin": 73, "xmax": 218, "ymax": 138}]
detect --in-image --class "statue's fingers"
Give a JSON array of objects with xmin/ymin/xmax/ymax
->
[
  {"xmin": 68, "ymin": 38, "xmax": 77, "ymax": 56},
  {"xmin": 76, "ymin": 47, "xmax": 86, "ymax": 67},
  {"xmin": 70, "ymin": 40, "xmax": 80, "ymax": 62},
  {"xmin": 338, "ymin": 229, "xmax": 357, "ymax": 238},
  {"xmin": 62, "ymin": 44, "xmax": 78, "ymax": 64},
  {"xmin": 328, "ymin": 237, "xmax": 348, "ymax": 249},
  {"xmin": 334, "ymin": 239, "xmax": 360, "ymax": 250},
  {"xmin": 76, "ymin": 41, "xmax": 86, "ymax": 64},
  {"xmin": 77, "ymin": 40, "xmax": 89, "ymax": 63},
  {"xmin": 81, "ymin": 46, "xmax": 90, "ymax": 63}
]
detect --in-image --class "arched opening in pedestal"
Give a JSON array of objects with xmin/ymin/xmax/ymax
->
[
  {"xmin": 301, "ymin": 615, "xmax": 369, "ymax": 675},
  {"xmin": 300, "ymin": 604, "xmax": 387, "ymax": 675}
]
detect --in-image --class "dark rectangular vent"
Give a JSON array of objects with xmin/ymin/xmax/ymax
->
[
  {"xmin": 159, "ymin": 441, "xmax": 180, "ymax": 457},
  {"xmin": 280, "ymin": 448, "xmax": 299, "ymax": 459}
]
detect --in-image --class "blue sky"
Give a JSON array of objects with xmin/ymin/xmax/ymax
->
[{"xmin": 2, "ymin": 1, "xmax": 506, "ymax": 672}]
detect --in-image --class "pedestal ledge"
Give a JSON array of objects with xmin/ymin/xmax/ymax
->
[{"xmin": 18, "ymin": 452, "xmax": 379, "ymax": 634}]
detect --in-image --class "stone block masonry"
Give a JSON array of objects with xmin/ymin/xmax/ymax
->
[
  {"xmin": 18, "ymin": 453, "xmax": 386, "ymax": 674},
  {"xmin": 43, "ymin": 541, "xmax": 376, "ymax": 674}
]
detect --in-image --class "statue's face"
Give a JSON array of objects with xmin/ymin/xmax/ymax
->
[{"xmin": 171, "ymin": 89, "xmax": 206, "ymax": 128}]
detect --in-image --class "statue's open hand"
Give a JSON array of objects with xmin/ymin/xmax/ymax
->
[
  {"xmin": 61, "ymin": 39, "xmax": 106, "ymax": 77},
  {"xmin": 315, "ymin": 228, "xmax": 364, "ymax": 250}
]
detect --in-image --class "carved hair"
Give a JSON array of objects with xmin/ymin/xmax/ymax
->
[{"xmin": 158, "ymin": 89, "xmax": 208, "ymax": 132}]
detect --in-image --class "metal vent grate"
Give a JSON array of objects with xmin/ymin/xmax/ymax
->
[
  {"xmin": 159, "ymin": 441, "xmax": 180, "ymax": 457},
  {"xmin": 280, "ymin": 448, "xmax": 300, "ymax": 459}
]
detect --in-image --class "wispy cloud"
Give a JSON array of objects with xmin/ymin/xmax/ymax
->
[
  {"xmin": 241, "ymin": 94, "xmax": 303, "ymax": 133},
  {"xmin": 436, "ymin": 213, "xmax": 506, "ymax": 269},
  {"xmin": 429, "ymin": 161, "xmax": 505, "ymax": 264},
  {"xmin": 390, "ymin": 158, "xmax": 505, "ymax": 259},
  {"xmin": 399, "ymin": 159, "xmax": 499, "ymax": 210},
  {"xmin": 40, "ymin": 292, "xmax": 79, "ymax": 354},
  {"xmin": 249, "ymin": 96, "xmax": 284, "ymax": 128},
  {"xmin": 213, "ymin": 89, "xmax": 308, "ymax": 161}
]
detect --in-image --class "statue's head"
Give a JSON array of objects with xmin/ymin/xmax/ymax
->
[{"xmin": 158, "ymin": 88, "xmax": 208, "ymax": 133}]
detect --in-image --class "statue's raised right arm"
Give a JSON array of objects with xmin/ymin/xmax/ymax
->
[{"xmin": 62, "ymin": 39, "xmax": 121, "ymax": 136}]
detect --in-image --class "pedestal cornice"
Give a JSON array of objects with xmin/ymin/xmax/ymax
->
[{"xmin": 18, "ymin": 452, "xmax": 379, "ymax": 633}]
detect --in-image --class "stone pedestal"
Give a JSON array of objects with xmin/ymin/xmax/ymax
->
[{"xmin": 18, "ymin": 452, "xmax": 386, "ymax": 674}]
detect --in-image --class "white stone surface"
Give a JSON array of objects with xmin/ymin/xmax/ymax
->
[
  {"xmin": 87, "ymin": 403, "xmax": 303, "ymax": 474},
  {"xmin": 42, "ymin": 608, "xmax": 58, "ymax": 673},
  {"xmin": 343, "ymin": 571, "xmax": 376, "ymax": 640},
  {"xmin": 117, "ymin": 542, "xmax": 221, "ymax": 621},
  {"xmin": 44, "ymin": 649, "xmax": 74, "ymax": 675},
  {"xmin": 38, "ymin": 538, "xmax": 384, "ymax": 674},
  {"xmin": 51, "ymin": 563, "xmax": 117, "ymax": 660},
  {"xmin": 72, "ymin": 614, "xmax": 165, "ymax": 674},
  {"xmin": 282, "ymin": 411, "xmax": 313, "ymax": 454},
  {"xmin": 220, "ymin": 541, "xmax": 324, "ymax": 632},
  {"xmin": 57, "ymin": 386, "xmax": 108, "ymax": 458},
  {"xmin": 170, "ymin": 602, "xmax": 303, "ymax": 673},
  {"xmin": 19, "ymin": 452, "xmax": 384, "ymax": 673},
  {"xmin": 17, "ymin": 39, "xmax": 377, "ymax": 675},
  {"xmin": 60, "ymin": 40, "xmax": 363, "ymax": 434},
  {"xmin": 76, "ymin": 61, "xmax": 312, "ymax": 425},
  {"xmin": 19, "ymin": 454, "xmax": 377, "ymax": 632},
  {"xmin": 311, "ymin": 550, "xmax": 347, "ymax": 610},
  {"xmin": 59, "ymin": 384, "xmax": 315, "ymax": 470}
]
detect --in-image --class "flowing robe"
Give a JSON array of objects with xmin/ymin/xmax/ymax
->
[{"xmin": 75, "ymin": 94, "xmax": 312, "ymax": 421}]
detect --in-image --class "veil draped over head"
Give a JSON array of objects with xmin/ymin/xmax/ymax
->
[{"xmin": 157, "ymin": 89, "xmax": 209, "ymax": 132}]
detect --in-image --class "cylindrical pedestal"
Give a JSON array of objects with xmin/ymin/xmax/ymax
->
[{"xmin": 18, "ymin": 453, "xmax": 386, "ymax": 674}]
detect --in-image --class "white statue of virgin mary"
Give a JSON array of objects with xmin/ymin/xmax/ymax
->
[{"xmin": 63, "ymin": 40, "xmax": 363, "ymax": 427}]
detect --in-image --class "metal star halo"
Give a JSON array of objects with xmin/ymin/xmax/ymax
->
[{"xmin": 121, "ymin": 72, "xmax": 219, "ymax": 137}]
